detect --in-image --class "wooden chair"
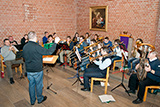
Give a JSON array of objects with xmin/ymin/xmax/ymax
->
[
  {"xmin": 91, "ymin": 67, "xmax": 110, "ymax": 94},
  {"xmin": 0, "ymin": 55, "xmax": 23, "ymax": 77},
  {"xmin": 113, "ymin": 59, "xmax": 123, "ymax": 71},
  {"xmin": 143, "ymin": 86, "xmax": 160, "ymax": 102}
]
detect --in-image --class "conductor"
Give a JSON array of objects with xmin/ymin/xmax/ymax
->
[{"xmin": 23, "ymin": 31, "xmax": 60, "ymax": 105}]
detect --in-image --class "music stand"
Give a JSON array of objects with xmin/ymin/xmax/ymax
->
[
  {"xmin": 68, "ymin": 47, "xmax": 83, "ymax": 86},
  {"xmin": 43, "ymin": 55, "xmax": 58, "ymax": 94},
  {"xmin": 111, "ymin": 55, "xmax": 130, "ymax": 96}
]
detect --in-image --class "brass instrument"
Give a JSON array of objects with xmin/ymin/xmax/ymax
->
[
  {"xmin": 136, "ymin": 58, "xmax": 148, "ymax": 80},
  {"xmin": 9, "ymin": 45, "xmax": 17, "ymax": 54},
  {"xmin": 89, "ymin": 52, "xmax": 115, "ymax": 62},
  {"xmin": 131, "ymin": 40, "xmax": 143, "ymax": 57},
  {"xmin": 68, "ymin": 35, "xmax": 91, "ymax": 58},
  {"xmin": 136, "ymin": 43, "xmax": 155, "ymax": 80}
]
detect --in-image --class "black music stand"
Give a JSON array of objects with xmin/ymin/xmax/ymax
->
[
  {"xmin": 68, "ymin": 47, "xmax": 84, "ymax": 86},
  {"xmin": 111, "ymin": 69, "xmax": 130, "ymax": 96},
  {"xmin": 71, "ymin": 67, "xmax": 83, "ymax": 86},
  {"xmin": 43, "ymin": 55, "xmax": 58, "ymax": 94}
]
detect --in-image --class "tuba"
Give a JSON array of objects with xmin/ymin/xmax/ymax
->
[
  {"xmin": 136, "ymin": 43, "xmax": 155, "ymax": 80},
  {"xmin": 131, "ymin": 40, "xmax": 142, "ymax": 58}
]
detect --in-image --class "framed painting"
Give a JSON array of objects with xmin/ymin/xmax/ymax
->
[{"xmin": 89, "ymin": 6, "xmax": 108, "ymax": 32}]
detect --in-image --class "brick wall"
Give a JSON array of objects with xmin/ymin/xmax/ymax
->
[
  {"xmin": 76, "ymin": 0, "xmax": 160, "ymax": 54},
  {"xmin": 155, "ymin": 2, "xmax": 160, "ymax": 58},
  {"xmin": 0, "ymin": 0, "xmax": 77, "ymax": 45},
  {"xmin": 0, "ymin": 0, "xmax": 160, "ymax": 55}
]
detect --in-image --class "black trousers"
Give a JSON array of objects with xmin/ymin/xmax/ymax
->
[
  {"xmin": 128, "ymin": 74, "xmax": 160, "ymax": 100},
  {"xmin": 83, "ymin": 67, "xmax": 105, "ymax": 89}
]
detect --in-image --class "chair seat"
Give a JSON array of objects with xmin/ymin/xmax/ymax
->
[
  {"xmin": 143, "ymin": 85, "xmax": 160, "ymax": 102},
  {"xmin": 91, "ymin": 67, "xmax": 110, "ymax": 94}
]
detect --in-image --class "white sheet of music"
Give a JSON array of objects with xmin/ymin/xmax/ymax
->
[
  {"xmin": 75, "ymin": 47, "xmax": 82, "ymax": 62},
  {"xmin": 43, "ymin": 57, "xmax": 54, "ymax": 61}
]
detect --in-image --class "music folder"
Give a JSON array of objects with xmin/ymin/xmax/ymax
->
[{"xmin": 43, "ymin": 55, "xmax": 58, "ymax": 64}]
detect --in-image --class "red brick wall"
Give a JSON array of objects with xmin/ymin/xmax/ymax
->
[
  {"xmin": 76, "ymin": 0, "xmax": 160, "ymax": 54},
  {"xmin": 0, "ymin": 0, "xmax": 160, "ymax": 55},
  {"xmin": 155, "ymin": 15, "xmax": 160, "ymax": 58},
  {"xmin": 0, "ymin": 0, "xmax": 77, "ymax": 45}
]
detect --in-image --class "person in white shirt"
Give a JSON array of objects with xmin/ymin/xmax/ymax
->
[{"xmin": 81, "ymin": 47, "xmax": 111, "ymax": 91}]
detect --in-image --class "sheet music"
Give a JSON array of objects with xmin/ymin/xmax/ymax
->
[
  {"xmin": 75, "ymin": 47, "xmax": 82, "ymax": 62},
  {"xmin": 99, "ymin": 95, "xmax": 115, "ymax": 103},
  {"xmin": 43, "ymin": 57, "xmax": 54, "ymax": 61}
]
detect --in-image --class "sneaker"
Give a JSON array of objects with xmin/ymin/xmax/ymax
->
[{"xmin": 38, "ymin": 96, "xmax": 47, "ymax": 104}]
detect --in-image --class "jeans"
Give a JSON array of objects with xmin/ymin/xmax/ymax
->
[
  {"xmin": 27, "ymin": 71, "xmax": 44, "ymax": 104},
  {"xmin": 127, "ymin": 57, "xmax": 140, "ymax": 70}
]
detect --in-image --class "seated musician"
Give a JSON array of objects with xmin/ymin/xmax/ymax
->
[
  {"xmin": 127, "ymin": 38, "xmax": 143, "ymax": 75},
  {"xmin": 85, "ymin": 32, "xmax": 90, "ymax": 46},
  {"xmin": 103, "ymin": 36, "xmax": 113, "ymax": 53},
  {"xmin": 42, "ymin": 31, "xmax": 49, "ymax": 44},
  {"xmin": 81, "ymin": 47, "xmax": 112, "ymax": 91},
  {"xmin": 9, "ymin": 36, "xmax": 18, "ymax": 46},
  {"xmin": 94, "ymin": 34, "xmax": 99, "ymax": 42},
  {"xmin": 1, "ymin": 39, "xmax": 26, "ymax": 84},
  {"xmin": 21, "ymin": 34, "xmax": 28, "ymax": 49},
  {"xmin": 44, "ymin": 35, "xmax": 54, "ymax": 49},
  {"xmin": 73, "ymin": 32, "xmax": 80, "ymax": 42},
  {"xmin": 80, "ymin": 39, "xmax": 99, "ymax": 71},
  {"xmin": 8, "ymin": 36, "xmax": 22, "ymax": 50},
  {"xmin": 126, "ymin": 51, "xmax": 160, "ymax": 104},
  {"xmin": 59, "ymin": 36, "xmax": 74, "ymax": 66},
  {"xmin": 110, "ymin": 39, "xmax": 122, "ymax": 62},
  {"xmin": 78, "ymin": 35, "xmax": 88, "ymax": 55}
]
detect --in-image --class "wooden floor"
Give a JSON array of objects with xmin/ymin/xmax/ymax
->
[{"xmin": 0, "ymin": 64, "xmax": 160, "ymax": 107}]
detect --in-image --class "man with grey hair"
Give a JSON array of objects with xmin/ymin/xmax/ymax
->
[
  {"xmin": 126, "ymin": 50, "xmax": 160, "ymax": 104},
  {"xmin": 1, "ymin": 38, "xmax": 25, "ymax": 84},
  {"xmin": 23, "ymin": 31, "xmax": 60, "ymax": 105}
]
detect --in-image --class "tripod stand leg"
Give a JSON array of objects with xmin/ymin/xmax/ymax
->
[
  {"xmin": 121, "ymin": 83, "xmax": 130, "ymax": 96},
  {"xmin": 111, "ymin": 83, "xmax": 122, "ymax": 91},
  {"xmin": 46, "ymin": 70, "xmax": 57, "ymax": 94},
  {"xmin": 72, "ymin": 78, "xmax": 79, "ymax": 86}
]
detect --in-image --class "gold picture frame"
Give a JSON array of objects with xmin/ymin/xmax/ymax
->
[{"xmin": 90, "ymin": 6, "xmax": 108, "ymax": 32}]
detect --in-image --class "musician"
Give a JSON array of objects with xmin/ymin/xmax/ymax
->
[
  {"xmin": 1, "ymin": 39, "xmax": 26, "ymax": 84},
  {"xmin": 81, "ymin": 47, "xmax": 112, "ymax": 91},
  {"xmin": 73, "ymin": 32, "xmax": 80, "ymax": 42},
  {"xmin": 126, "ymin": 51, "xmax": 160, "ymax": 104},
  {"xmin": 42, "ymin": 31, "xmax": 49, "ymax": 44},
  {"xmin": 8, "ymin": 36, "xmax": 18, "ymax": 46},
  {"xmin": 103, "ymin": 36, "xmax": 113, "ymax": 53},
  {"xmin": 78, "ymin": 35, "xmax": 88, "ymax": 54},
  {"xmin": 110, "ymin": 39, "xmax": 122, "ymax": 62},
  {"xmin": 59, "ymin": 36, "xmax": 74, "ymax": 66},
  {"xmin": 85, "ymin": 32, "xmax": 90, "ymax": 45},
  {"xmin": 127, "ymin": 38, "xmax": 143, "ymax": 75},
  {"xmin": 44, "ymin": 35, "xmax": 54, "ymax": 49},
  {"xmin": 94, "ymin": 34, "xmax": 99, "ymax": 42},
  {"xmin": 79, "ymin": 39, "xmax": 99, "ymax": 71},
  {"xmin": 23, "ymin": 31, "xmax": 60, "ymax": 105},
  {"xmin": 20, "ymin": 34, "xmax": 28, "ymax": 49}
]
